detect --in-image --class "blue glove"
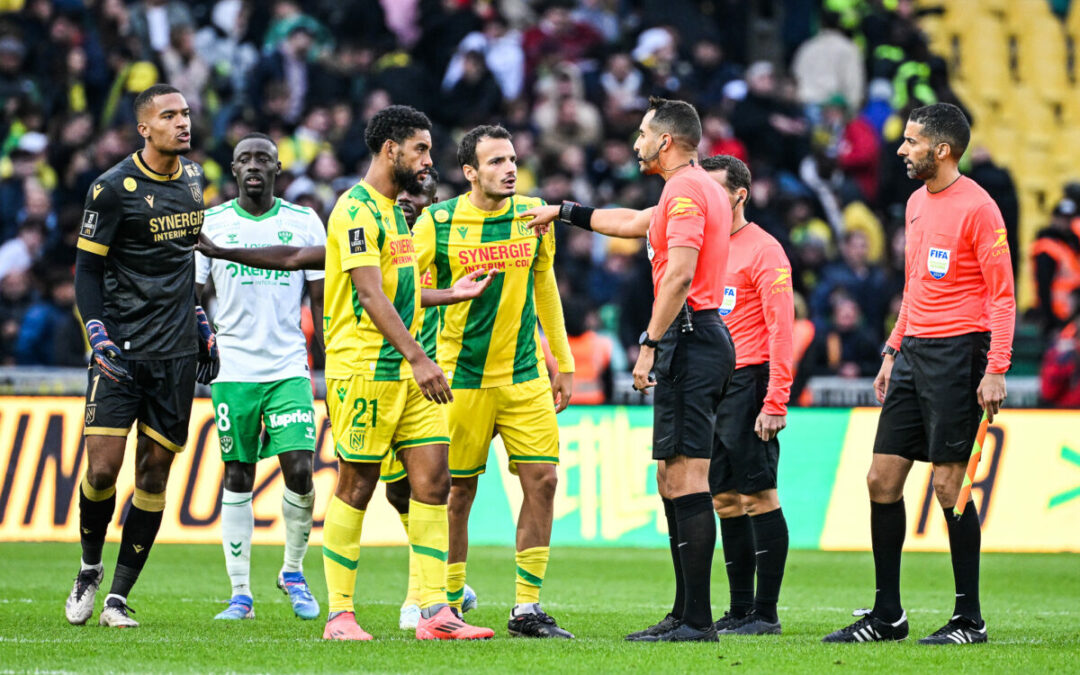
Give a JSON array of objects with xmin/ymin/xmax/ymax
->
[
  {"xmin": 195, "ymin": 305, "xmax": 220, "ymax": 384},
  {"xmin": 86, "ymin": 320, "xmax": 131, "ymax": 383}
]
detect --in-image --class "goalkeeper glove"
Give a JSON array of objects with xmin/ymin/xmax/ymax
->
[
  {"xmin": 195, "ymin": 305, "xmax": 220, "ymax": 385},
  {"xmin": 86, "ymin": 320, "xmax": 131, "ymax": 383}
]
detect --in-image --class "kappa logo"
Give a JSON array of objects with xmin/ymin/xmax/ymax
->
[
  {"xmin": 92, "ymin": 184, "xmax": 104, "ymax": 200},
  {"xmin": 220, "ymin": 435, "xmax": 234, "ymax": 453},
  {"xmin": 85, "ymin": 403, "xmax": 97, "ymax": 425},
  {"xmin": 144, "ymin": 194, "xmax": 155, "ymax": 209},
  {"xmin": 348, "ymin": 227, "xmax": 367, "ymax": 254},
  {"xmin": 719, "ymin": 286, "xmax": 737, "ymax": 316},
  {"xmin": 277, "ymin": 230, "xmax": 294, "ymax": 245},
  {"xmin": 928, "ymin": 247, "xmax": 951, "ymax": 279},
  {"xmin": 81, "ymin": 210, "xmax": 99, "ymax": 238}
]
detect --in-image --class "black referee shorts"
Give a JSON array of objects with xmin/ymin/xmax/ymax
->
[
  {"xmin": 652, "ymin": 311, "xmax": 735, "ymax": 461},
  {"xmin": 709, "ymin": 363, "xmax": 780, "ymax": 495},
  {"xmin": 873, "ymin": 332, "xmax": 989, "ymax": 464},
  {"xmin": 83, "ymin": 355, "xmax": 198, "ymax": 453}
]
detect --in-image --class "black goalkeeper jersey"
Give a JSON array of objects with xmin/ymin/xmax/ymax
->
[{"xmin": 77, "ymin": 152, "xmax": 206, "ymax": 359}]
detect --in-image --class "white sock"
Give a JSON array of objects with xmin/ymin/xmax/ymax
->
[
  {"xmin": 221, "ymin": 489, "xmax": 254, "ymax": 598},
  {"xmin": 281, "ymin": 487, "xmax": 315, "ymax": 574},
  {"xmin": 80, "ymin": 559, "xmax": 103, "ymax": 572},
  {"xmin": 513, "ymin": 602, "xmax": 542, "ymax": 617}
]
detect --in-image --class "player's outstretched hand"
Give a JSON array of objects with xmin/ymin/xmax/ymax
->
[
  {"xmin": 195, "ymin": 305, "xmax": 220, "ymax": 385},
  {"xmin": 977, "ymin": 371, "xmax": 1007, "ymax": 423},
  {"xmin": 450, "ymin": 268, "xmax": 497, "ymax": 302},
  {"xmin": 519, "ymin": 205, "xmax": 560, "ymax": 237},
  {"xmin": 86, "ymin": 320, "xmax": 132, "ymax": 383},
  {"xmin": 754, "ymin": 412, "xmax": 786, "ymax": 441},
  {"xmin": 552, "ymin": 372, "xmax": 573, "ymax": 413},
  {"xmin": 412, "ymin": 355, "xmax": 453, "ymax": 404},
  {"xmin": 195, "ymin": 232, "xmax": 222, "ymax": 258},
  {"xmin": 874, "ymin": 354, "xmax": 895, "ymax": 404}
]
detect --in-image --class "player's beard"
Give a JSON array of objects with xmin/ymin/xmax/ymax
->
[
  {"xmin": 906, "ymin": 152, "xmax": 936, "ymax": 181},
  {"xmin": 393, "ymin": 157, "xmax": 425, "ymax": 195}
]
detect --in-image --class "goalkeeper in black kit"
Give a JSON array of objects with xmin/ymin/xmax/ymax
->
[{"xmin": 64, "ymin": 84, "xmax": 218, "ymax": 628}]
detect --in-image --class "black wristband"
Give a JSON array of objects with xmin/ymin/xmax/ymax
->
[{"xmin": 558, "ymin": 201, "xmax": 594, "ymax": 231}]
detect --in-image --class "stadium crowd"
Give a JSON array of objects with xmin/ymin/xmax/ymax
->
[{"xmin": 0, "ymin": 0, "xmax": 1076, "ymax": 405}]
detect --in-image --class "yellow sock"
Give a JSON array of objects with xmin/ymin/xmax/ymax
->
[
  {"xmin": 446, "ymin": 562, "xmax": 467, "ymax": 612},
  {"xmin": 400, "ymin": 512, "xmax": 421, "ymax": 607},
  {"xmin": 322, "ymin": 496, "xmax": 365, "ymax": 614},
  {"xmin": 407, "ymin": 499, "xmax": 449, "ymax": 609},
  {"xmin": 515, "ymin": 546, "xmax": 549, "ymax": 605}
]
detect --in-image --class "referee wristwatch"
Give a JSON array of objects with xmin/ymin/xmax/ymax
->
[
  {"xmin": 881, "ymin": 345, "xmax": 899, "ymax": 358},
  {"xmin": 639, "ymin": 331, "xmax": 659, "ymax": 349}
]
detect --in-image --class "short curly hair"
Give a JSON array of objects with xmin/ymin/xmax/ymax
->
[{"xmin": 364, "ymin": 105, "xmax": 432, "ymax": 155}]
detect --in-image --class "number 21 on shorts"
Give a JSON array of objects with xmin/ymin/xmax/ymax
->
[{"xmin": 348, "ymin": 397, "xmax": 378, "ymax": 452}]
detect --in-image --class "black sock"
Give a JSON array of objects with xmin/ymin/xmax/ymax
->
[
  {"xmin": 662, "ymin": 497, "xmax": 686, "ymax": 618},
  {"xmin": 944, "ymin": 501, "xmax": 982, "ymax": 623},
  {"xmin": 750, "ymin": 508, "xmax": 788, "ymax": 623},
  {"xmin": 673, "ymin": 492, "xmax": 716, "ymax": 630},
  {"xmin": 109, "ymin": 504, "xmax": 164, "ymax": 598},
  {"xmin": 870, "ymin": 498, "xmax": 906, "ymax": 622},
  {"xmin": 79, "ymin": 481, "xmax": 116, "ymax": 567},
  {"xmin": 718, "ymin": 514, "xmax": 754, "ymax": 618}
]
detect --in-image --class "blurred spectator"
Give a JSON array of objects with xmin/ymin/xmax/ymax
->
[
  {"xmin": 0, "ymin": 219, "xmax": 44, "ymax": 282},
  {"xmin": 129, "ymin": 0, "xmax": 194, "ymax": 57},
  {"xmin": 684, "ymin": 38, "xmax": 741, "ymax": 109},
  {"xmin": 817, "ymin": 95, "xmax": 881, "ymax": 204},
  {"xmin": 443, "ymin": 14, "xmax": 525, "ymax": 101},
  {"xmin": 0, "ymin": 269, "xmax": 33, "ymax": 365},
  {"xmin": 598, "ymin": 52, "xmax": 645, "ymax": 132},
  {"xmin": 161, "ymin": 24, "xmax": 210, "ymax": 114},
  {"xmin": 1032, "ymin": 199, "xmax": 1080, "ymax": 335},
  {"xmin": 1040, "ymin": 290, "xmax": 1080, "ymax": 408},
  {"xmin": 564, "ymin": 297, "xmax": 615, "ymax": 405},
  {"xmin": 811, "ymin": 230, "xmax": 890, "ymax": 340},
  {"xmin": 522, "ymin": 1, "xmax": 602, "ymax": 80},
  {"xmin": 806, "ymin": 293, "xmax": 881, "ymax": 378},
  {"xmin": 0, "ymin": 36, "xmax": 39, "ymax": 112},
  {"xmin": 534, "ymin": 65, "xmax": 602, "ymax": 161},
  {"xmin": 248, "ymin": 24, "xmax": 319, "ymax": 125},
  {"xmin": 573, "ymin": 0, "xmax": 620, "ymax": 43},
  {"xmin": 791, "ymin": 10, "xmax": 865, "ymax": 111},
  {"xmin": 15, "ymin": 270, "xmax": 84, "ymax": 366},
  {"xmin": 731, "ymin": 61, "xmax": 809, "ymax": 173},
  {"xmin": 440, "ymin": 51, "xmax": 503, "ymax": 128},
  {"xmin": 700, "ymin": 113, "xmax": 748, "ymax": 164}
]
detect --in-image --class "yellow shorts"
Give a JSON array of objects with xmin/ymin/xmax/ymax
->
[
  {"xmin": 326, "ymin": 374, "xmax": 449, "ymax": 464},
  {"xmin": 380, "ymin": 452, "xmax": 406, "ymax": 483},
  {"xmin": 448, "ymin": 377, "xmax": 559, "ymax": 478}
]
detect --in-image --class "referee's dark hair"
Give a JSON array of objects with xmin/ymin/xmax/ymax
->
[
  {"xmin": 457, "ymin": 125, "xmax": 512, "ymax": 169},
  {"xmin": 646, "ymin": 96, "xmax": 702, "ymax": 151},
  {"xmin": 134, "ymin": 84, "xmax": 182, "ymax": 120},
  {"xmin": 700, "ymin": 155, "xmax": 752, "ymax": 194},
  {"xmin": 364, "ymin": 105, "xmax": 432, "ymax": 156},
  {"xmin": 909, "ymin": 103, "xmax": 971, "ymax": 159}
]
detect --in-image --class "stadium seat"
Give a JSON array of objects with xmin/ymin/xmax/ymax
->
[
  {"xmin": 955, "ymin": 16, "xmax": 1010, "ymax": 104},
  {"xmin": 1014, "ymin": 15, "xmax": 1068, "ymax": 104}
]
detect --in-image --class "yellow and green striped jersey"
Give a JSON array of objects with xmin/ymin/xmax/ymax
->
[
  {"xmin": 416, "ymin": 267, "xmax": 439, "ymax": 361},
  {"xmin": 413, "ymin": 193, "xmax": 554, "ymax": 389},
  {"xmin": 324, "ymin": 180, "xmax": 420, "ymax": 381}
]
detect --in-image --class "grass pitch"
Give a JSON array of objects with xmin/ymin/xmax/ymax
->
[{"xmin": 1, "ymin": 543, "xmax": 1077, "ymax": 673}]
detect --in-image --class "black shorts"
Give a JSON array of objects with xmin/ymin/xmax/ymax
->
[
  {"xmin": 873, "ymin": 332, "xmax": 989, "ymax": 464},
  {"xmin": 83, "ymin": 355, "xmax": 197, "ymax": 453},
  {"xmin": 652, "ymin": 311, "xmax": 735, "ymax": 461},
  {"xmin": 709, "ymin": 363, "xmax": 780, "ymax": 495}
]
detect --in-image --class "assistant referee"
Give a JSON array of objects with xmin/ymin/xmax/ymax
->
[
  {"xmin": 523, "ymin": 97, "xmax": 735, "ymax": 642},
  {"xmin": 824, "ymin": 103, "xmax": 1014, "ymax": 645}
]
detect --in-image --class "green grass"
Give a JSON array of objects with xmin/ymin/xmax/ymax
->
[{"xmin": 1, "ymin": 544, "xmax": 1077, "ymax": 673}]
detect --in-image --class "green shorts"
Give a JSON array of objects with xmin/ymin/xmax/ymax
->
[{"xmin": 211, "ymin": 377, "xmax": 317, "ymax": 463}]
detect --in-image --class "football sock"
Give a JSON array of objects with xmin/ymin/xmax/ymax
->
[
  {"xmin": 399, "ymin": 513, "xmax": 421, "ymax": 607},
  {"xmin": 870, "ymin": 498, "xmax": 905, "ymax": 622},
  {"xmin": 408, "ymin": 500, "xmax": 449, "ymax": 610},
  {"xmin": 750, "ymin": 508, "xmax": 789, "ymax": 623},
  {"xmin": 221, "ymin": 489, "xmax": 254, "ymax": 598},
  {"xmin": 944, "ymin": 501, "xmax": 982, "ymax": 622},
  {"xmin": 662, "ymin": 497, "xmax": 686, "ymax": 618},
  {"xmin": 446, "ymin": 562, "xmax": 467, "ymax": 612},
  {"xmin": 281, "ymin": 487, "xmax": 315, "ymax": 574},
  {"xmin": 719, "ymin": 514, "xmax": 755, "ymax": 618},
  {"xmin": 674, "ymin": 492, "xmax": 716, "ymax": 630},
  {"xmin": 79, "ymin": 475, "xmax": 115, "ymax": 568},
  {"xmin": 515, "ymin": 546, "xmax": 549, "ymax": 606},
  {"xmin": 109, "ymin": 489, "xmax": 165, "ymax": 598},
  {"xmin": 322, "ymin": 496, "xmax": 365, "ymax": 614}
]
